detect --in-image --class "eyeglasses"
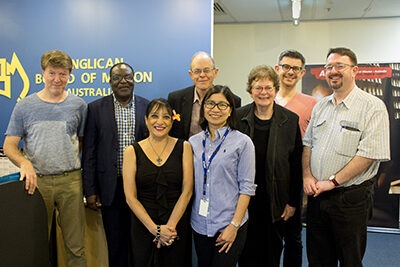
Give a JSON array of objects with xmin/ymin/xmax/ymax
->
[
  {"xmin": 111, "ymin": 75, "xmax": 134, "ymax": 82},
  {"xmin": 204, "ymin": 101, "xmax": 230, "ymax": 110},
  {"xmin": 253, "ymin": 86, "xmax": 275, "ymax": 92},
  {"xmin": 191, "ymin": 68, "xmax": 215, "ymax": 75},
  {"xmin": 279, "ymin": 64, "xmax": 303, "ymax": 74},
  {"xmin": 324, "ymin": 63, "xmax": 354, "ymax": 72}
]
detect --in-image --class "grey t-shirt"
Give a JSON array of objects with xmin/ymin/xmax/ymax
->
[{"xmin": 6, "ymin": 93, "xmax": 87, "ymax": 175}]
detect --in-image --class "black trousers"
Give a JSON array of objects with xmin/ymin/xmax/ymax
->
[
  {"xmin": 101, "ymin": 178, "xmax": 132, "ymax": 267},
  {"xmin": 306, "ymin": 180, "xmax": 373, "ymax": 267},
  {"xmin": 239, "ymin": 203, "xmax": 286, "ymax": 267},
  {"xmin": 193, "ymin": 221, "xmax": 248, "ymax": 267},
  {"xmin": 283, "ymin": 204, "xmax": 303, "ymax": 267}
]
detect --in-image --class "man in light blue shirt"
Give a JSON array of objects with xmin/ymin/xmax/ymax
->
[{"xmin": 302, "ymin": 47, "xmax": 390, "ymax": 267}]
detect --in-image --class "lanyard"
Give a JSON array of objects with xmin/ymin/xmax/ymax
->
[{"xmin": 202, "ymin": 127, "xmax": 230, "ymax": 197}]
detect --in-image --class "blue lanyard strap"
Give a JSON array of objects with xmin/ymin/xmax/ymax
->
[{"xmin": 201, "ymin": 127, "xmax": 230, "ymax": 197}]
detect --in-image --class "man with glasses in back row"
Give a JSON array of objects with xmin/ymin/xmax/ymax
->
[
  {"xmin": 275, "ymin": 50, "xmax": 318, "ymax": 138},
  {"xmin": 302, "ymin": 47, "xmax": 390, "ymax": 266},
  {"xmin": 168, "ymin": 51, "xmax": 241, "ymax": 141},
  {"xmin": 274, "ymin": 50, "xmax": 317, "ymax": 267}
]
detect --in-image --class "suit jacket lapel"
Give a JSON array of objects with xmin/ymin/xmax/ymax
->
[
  {"xmin": 182, "ymin": 87, "xmax": 195, "ymax": 139},
  {"xmin": 105, "ymin": 95, "xmax": 118, "ymax": 143}
]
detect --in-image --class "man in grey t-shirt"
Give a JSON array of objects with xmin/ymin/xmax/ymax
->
[{"xmin": 3, "ymin": 50, "xmax": 87, "ymax": 267}]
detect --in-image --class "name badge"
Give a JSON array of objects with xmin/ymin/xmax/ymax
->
[{"xmin": 199, "ymin": 198, "xmax": 209, "ymax": 217}]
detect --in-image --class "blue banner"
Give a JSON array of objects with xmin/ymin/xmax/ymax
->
[{"xmin": 0, "ymin": 0, "xmax": 212, "ymax": 145}]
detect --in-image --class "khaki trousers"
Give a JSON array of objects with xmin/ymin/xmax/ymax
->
[{"xmin": 38, "ymin": 169, "xmax": 86, "ymax": 267}]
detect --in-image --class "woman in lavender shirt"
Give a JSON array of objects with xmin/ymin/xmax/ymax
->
[{"xmin": 189, "ymin": 85, "xmax": 256, "ymax": 267}]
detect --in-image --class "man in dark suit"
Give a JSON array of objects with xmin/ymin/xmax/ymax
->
[
  {"xmin": 168, "ymin": 51, "xmax": 241, "ymax": 140},
  {"xmin": 82, "ymin": 62, "xmax": 149, "ymax": 267}
]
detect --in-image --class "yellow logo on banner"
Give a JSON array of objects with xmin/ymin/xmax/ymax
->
[{"xmin": 0, "ymin": 53, "xmax": 30, "ymax": 101}]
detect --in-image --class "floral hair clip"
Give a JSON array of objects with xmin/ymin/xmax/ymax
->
[{"xmin": 172, "ymin": 110, "xmax": 181, "ymax": 122}]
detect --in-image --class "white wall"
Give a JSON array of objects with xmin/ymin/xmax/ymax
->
[{"xmin": 214, "ymin": 18, "xmax": 400, "ymax": 105}]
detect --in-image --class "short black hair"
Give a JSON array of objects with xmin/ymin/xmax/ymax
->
[
  {"xmin": 278, "ymin": 49, "xmax": 306, "ymax": 68},
  {"xmin": 327, "ymin": 47, "xmax": 357, "ymax": 65},
  {"xmin": 199, "ymin": 85, "xmax": 237, "ymax": 130},
  {"xmin": 145, "ymin": 98, "xmax": 173, "ymax": 118},
  {"xmin": 109, "ymin": 62, "xmax": 134, "ymax": 78}
]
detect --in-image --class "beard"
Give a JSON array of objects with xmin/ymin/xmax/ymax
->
[
  {"xmin": 327, "ymin": 74, "xmax": 343, "ymax": 90},
  {"xmin": 329, "ymin": 81, "xmax": 343, "ymax": 90}
]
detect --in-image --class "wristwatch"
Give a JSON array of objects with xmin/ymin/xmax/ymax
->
[
  {"xmin": 329, "ymin": 175, "xmax": 339, "ymax": 187},
  {"xmin": 230, "ymin": 221, "xmax": 240, "ymax": 228}
]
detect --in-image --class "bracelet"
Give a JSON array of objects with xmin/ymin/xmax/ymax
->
[
  {"xmin": 155, "ymin": 225, "xmax": 161, "ymax": 242},
  {"xmin": 331, "ymin": 178, "xmax": 339, "ymax": 186}
]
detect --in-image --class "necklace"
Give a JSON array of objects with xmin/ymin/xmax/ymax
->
[{"xmin": 148, "ymin": 137, "xmax": 169, "ymax": 165}]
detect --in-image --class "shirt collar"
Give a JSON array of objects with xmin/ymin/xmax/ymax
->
[
  {"xmin": 327, "ymin": 85, "xmax": 358, "ymax": 109},
  {"xmin": 113, "ymin": 93, "xmax": 134, "ymax": 107},
  {"xmin": 341, "ymin": 86, "xmax": 359, "ymax": 109},
  {"xmin": 193, "ymin": 88, "xmax": 200, "ymax": 104},
  {"xmin": 205, "ymin": 125, "xmax": 229, "ymax": 140}
]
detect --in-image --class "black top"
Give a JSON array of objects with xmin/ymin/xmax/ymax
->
[
  {"xmin": 252, "ymin": 115, "xmax": 272, "ymax": 210},
  {"xmin": 130, "ymin": 139, "xmax": 190, "ymax": 267}
]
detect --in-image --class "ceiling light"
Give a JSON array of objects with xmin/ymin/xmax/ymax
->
[{"xmin": 292, "ymin": 0, "xmax": 302, "ymax": 26}]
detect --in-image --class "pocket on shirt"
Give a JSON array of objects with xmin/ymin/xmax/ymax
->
[
  {"xmin": 311, "ymin": 118, "xmax": 326, "ymax": 144},
  {"xmin": 335, "ymin": 121, "xmax": 361, "ymax": 157}
]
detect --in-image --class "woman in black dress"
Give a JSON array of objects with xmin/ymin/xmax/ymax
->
[{"xmin": 123, "ymin": 98, "xmax": 193, "ymax": 267}]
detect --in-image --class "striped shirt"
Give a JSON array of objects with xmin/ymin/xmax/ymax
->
[
  {"xmin": 113, "ymin": 94, "xmax": 135, "ymax": 175},
  {"xmin": 303, "ymin": 86, "xmax": 390, "ymax": 187}
]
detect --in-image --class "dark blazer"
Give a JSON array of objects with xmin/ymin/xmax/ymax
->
[
  {"xmin": 82, "ymin": 94, "xmax": 149, "ymax": 206},
  {"xmin": 236, "ymin": 102, "xmax": 303, "ymax": 222},
  {"xmin": 168, "ymin": 85, "xmax": 241, "ymax": 140}
]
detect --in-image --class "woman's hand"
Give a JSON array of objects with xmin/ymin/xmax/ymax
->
[
  {"xmin": 281, "ymin": 204, "xmax": 296, "ymax": 221},
  {"xmin": 215, "ymin": 224, "xmax": 238, "ymax": 253},
  {"xmin": 154, "ymin": 225, "xmax": 178, "ymax": 248}
]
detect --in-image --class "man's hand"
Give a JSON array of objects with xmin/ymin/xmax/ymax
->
[
  {"xmin": 281, "ymin": 204, "xmax": 296, "ymax": 221},
  {"xmin": 20, "ymin": 161, "xmax": 38, "ymax": 195},
  {"xmin": 86, "ymin": 195, "xmax": 100, "ymax": 211},
  {"xmin": 303, "ymin": 175, "xmax": 318, "ymax": 196},
  {"xmin": 314, "ymin": 180, "xmax": 335, "ymax": 197},
  {"xmin": 3, "ymin": 136, "xmax": 38, "ymax": 195}
]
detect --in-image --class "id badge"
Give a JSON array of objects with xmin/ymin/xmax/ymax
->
[{"xmin": 199, "ymin": 198, "xmax": 209, "ymax": 217}]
